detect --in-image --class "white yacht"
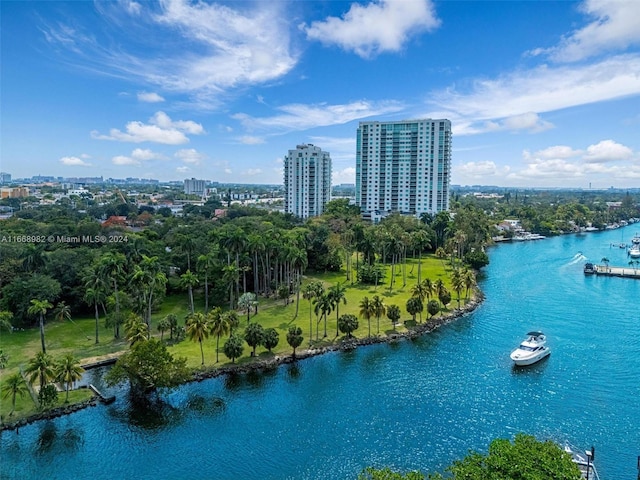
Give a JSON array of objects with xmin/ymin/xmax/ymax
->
[
  {"xmin": 510, "ymin": 331, "xmax": 550, "ymax": 366},
  {"xmin": 564, "ymin": 445, "xmax": 600, "ymax": 480},
  {"xmin": 629, "ymin": 245, "xmax": 640, "ymax": 258}
]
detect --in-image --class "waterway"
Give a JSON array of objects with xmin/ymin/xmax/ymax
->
[{"xmin": 2, "ymin": 226, "xmax": 639, "ymax": 479}]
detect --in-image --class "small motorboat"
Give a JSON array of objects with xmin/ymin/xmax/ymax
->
[
  {"xmin": 583, "ymin": 262, "xmax": 596, "ymax": 274},
  {"xmin": 510, "ymin": 331, "xmax": 550, "ymax": 366}
]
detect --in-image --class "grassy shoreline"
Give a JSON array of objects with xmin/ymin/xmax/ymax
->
[{"xmin": 1, "ymin": 256, "xmax": 479, "ymax": 428}]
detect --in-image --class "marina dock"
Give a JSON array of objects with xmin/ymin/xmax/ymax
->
[{"xmin": 590, "ymin": 265, "xmax": 640, "ymax": 279}]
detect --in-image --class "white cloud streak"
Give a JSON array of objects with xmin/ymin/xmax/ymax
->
[
  {"xmin": 431, "ymin": 54, "xmax": 640, "ymax": 135},
  {"xmin": 303, "ymin": 0, "xmax": 440, "ymax": 58},
  {"xmin": 233, "ymin": 100, "xmax": 404, "ymax": 132}
]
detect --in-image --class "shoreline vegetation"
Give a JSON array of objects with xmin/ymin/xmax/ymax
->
[{"xmin": 0, "ymin": 290, "xmax": 484, "ymax": 432}]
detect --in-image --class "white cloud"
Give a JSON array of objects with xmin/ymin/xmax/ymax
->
[
  {"xmin": 176, "ymin": 166, "xmax": 190, "ymax": 173},
  {"xmin": 303, "ymin": 0, "xmax": 440, "ymax": 58},
  {"xmin": 583, "ymin": 139, "xmax": 634, "ymax": 163},
  {"xmin": 457, "ymin": 161, "xmax": 503, "ymax": 178},
  {"xmin": 91, "ymin": 111, "xmax": 204, "ymax": 144},
  {"xmin": 112, "ymin": 155, "xmax": 141, "ymax": 166},
  {"xmin": 533, "ymin": 145, "xmax": 583, "ymax": 160},
  {"xmin": 233, "ymin": 100, "xmax": 404, "ymax": 132},
  {"xmin": 530, "ymin": 0, "xmax": 640, "ymax": 62},
  {"xmin": 137, "ymin": 91, "xmax": 165, "ymax": 103},
  {"xmin": 245, "ymin": 168, "xmax": 263, "ymax": 176},
  {"xmin": 175, "ymin": 148, "xmax": 206, "ymax": 165},
  {"xmin": 239, "ymin": 135, "xmax": 265, "ymax": 145},
  {"xmin": 431, "ymin": 54, "xmax": 640, "ymax": 134},
  {"xmin": 59, "ymin": 156, "xmax": 92, "ymax": 166},
  {"xmin": 332, "ymin": 167, "xmax": 356, "ymax": 184},
  {"xmin": 131, "ymin": 148, "xmax": 166, "ymax": 161},
  {"xmin": 124, "ymin": 1, "xmax": 142, "ymax": 16}
]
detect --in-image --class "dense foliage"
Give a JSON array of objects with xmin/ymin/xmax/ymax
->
[{"xmin": 360, "ymin": 434, "xmax": 582, "ymax": 479}]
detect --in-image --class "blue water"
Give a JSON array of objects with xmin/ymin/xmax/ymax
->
[{"xmin": 2, "ymin": 227, "xmax": 640, "ymax": 480}]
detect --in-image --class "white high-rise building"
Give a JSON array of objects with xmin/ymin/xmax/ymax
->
[
  {"xmin": 355, "ymin": 119, "xmax": 451, "ymax": 222},
  {"xmin": 284, "ymin": 144, "xmax": 332, "ymax": 219},
  {"xmin": 183, "ymin": 178, "xmax": 206, "ymax": 196}
]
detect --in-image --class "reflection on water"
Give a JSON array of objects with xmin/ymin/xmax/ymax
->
[{"xmin": 34, "ymin": 421, "xmax": 84, "ymax": 455}]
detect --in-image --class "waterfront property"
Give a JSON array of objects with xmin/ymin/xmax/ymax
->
[
  {"xmin": 2, "ymin": 226, "xmax": 639, "ymax": 479},
  {"xmin": 355, "ymin": 119, "xmax": 451, "ymax": 223}
]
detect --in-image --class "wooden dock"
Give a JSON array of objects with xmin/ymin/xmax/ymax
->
[
  {"xmin": 592, "ymin": 265, "xmax": 640, "ymax": 279},
  {"xmin": 88, "ymin": 384, "xmax": 116, "ymax": 404}
]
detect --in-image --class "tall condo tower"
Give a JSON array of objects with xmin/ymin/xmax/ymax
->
[
  {"xmin": 284, "ymin": 143, "xmax": 332, "ymax": 219},
  {"xmin": 355, "ymin": 119, "xmax": 451, "ymax": 222}
]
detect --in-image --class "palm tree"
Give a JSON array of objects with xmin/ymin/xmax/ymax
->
[
  {"xmin": 208, "ymin": 307, "xmax": 229, "ymax": 363},
  {"xmin": 124, "ymin": 313, "xmax": 148, "ymax": 346},
  {"xmin": 131, "ymin": 255, "xmax": 167, "ymax": 329},
  {"xmin": 222, "ymin": 264, "xmax": 240, "ymax": 310},
  {"xmin": 25, "ymin": 351, "xmax": 55, "ymax": 390},
  {"xmin": 328, "ymin": 283, "xmax": 347, "ymax": 337},
  {"xmin": 238, "ymin": 292, "xmax": 257, "ymax": 324},
  {"xmin": 338, "ymin": 314, "xmax": 359, "ymax": 338},
  {"xmin": 359, "ymin": 296, "xmax": 374, "ymax": 337},
  {"xmin": 53, "ymin": 301, "xmax": 73, "ymax": 324},
  {"xmin": 21, "ymin": 243, "xmax": 47, "ymax": 273},
  {"xmin": 157, "ymin": 317, "xmax": 171, "ymax": 341},
  {"xmin": 371, "ymin": 295, "xmax": 386, "ymax": 334},
  {"xmin": 56, "ymin": 354, "xmax": 85, "ymax": 403},
  {"xmin": 27, "ymin": 299, "xmax": 53, "ymax": 353},
  {"xmin": 434, "ymin": 279, "xmax": 446, "ymax": 308},
  {"xmin": 302, "ymin": 283, "xmax": 317, "ymax": 346},
  {"xmin": 223, "ymin": 333, "xmax": 244, "ymax": 364},
  {"xmin": 186, "ymin": 312, "xmax": 210, "ymax": 365},
  {"xmin": 1, "ymin": 373, "xmax": 28, "ymax": 416},
  {"xmin": 98, "ymin": 252, "xmax": 126, "ymax": 337},
  {"xmin": 222, "ymin": 310, "xmax": 240, "ymax": 334},
  {"xmin": 462, "ymin": 268, "xmax": 477, "ymax": 300},
  {"xmin": 406, "ymin": 297, "xmax": 423, "ymax": 322},
  {"xmin": 421, "ymin": 278, "xmax": 434, "ymax": 302},
  {"xmin": 386, "ymin": 304, "xmax": 401, "ymax": 331},
  {"xmin": 84, "ymin": 272, "xmax": 107, "ymax": 345},
  {"xmin": 286, "ymin": 326, "xmax": 304, "ymax": 358},
  {"xmin": 413, "ymin": 229, "xmax": 432, "ymax": 283},
  {"xmin": 0, "ymin": 311, "xmax": 14, "ymax": 332},
  {"xmin": 451, "ymin": 269, "xmax": 465, "ymax": 308},
  {"xmin": 197, "ymin": 250, "xmax": 218, "ymax": 313},
  {"xmin": 313, "ymin": 293, "xmax": 333, "ymax": 340},
  {"xmin": 179, "ymin": 269, "xmax": 199, "ymax": 314}
]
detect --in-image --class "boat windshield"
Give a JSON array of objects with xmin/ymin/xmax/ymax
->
[{"xmin": 518, "ymin": 344, "xmax": 537, "ymax": 351}]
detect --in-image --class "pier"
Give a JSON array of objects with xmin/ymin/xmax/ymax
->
[
  {"xmin": 88, "ymin": 384, "xmax": 116, "ymax": 404},
  {"xmin": 591, "ymin": 265, "xmax": 640, "ymax": 279}
]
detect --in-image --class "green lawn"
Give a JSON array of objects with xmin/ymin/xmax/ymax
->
[{"xmin": 1, "ymin": 255, "xmax": 474, "ymax": 422}]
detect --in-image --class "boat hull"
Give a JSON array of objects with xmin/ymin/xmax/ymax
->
[{"xmin": 510, "ymin": 347, "xmax": 550, "ymax": 366}]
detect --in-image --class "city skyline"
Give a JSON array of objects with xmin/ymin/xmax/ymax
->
[{"xmin": 2, "ymin": 0, "xmax": 640, "ymax": 188}]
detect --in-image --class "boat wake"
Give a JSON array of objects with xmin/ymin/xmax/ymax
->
[{"xmin": 567, "ymin": 253, "xmax": 587, "ymax": 265}]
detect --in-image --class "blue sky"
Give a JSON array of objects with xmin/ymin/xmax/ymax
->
[{"xmin": 1, "ymin": 0, "xmax": 639, "ymax": 188}]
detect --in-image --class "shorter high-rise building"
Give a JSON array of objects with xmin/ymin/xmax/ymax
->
[
  {"xmin": 284, "ymin": 144, "xmax": 332, "ymax": 219},
  {"xmin": 0, "ymin": 172, "xmax": 11, "ymax": 184},
  {"xmin": 183, "ymin": 178, "xmax": 207, "ymax": 196}
]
